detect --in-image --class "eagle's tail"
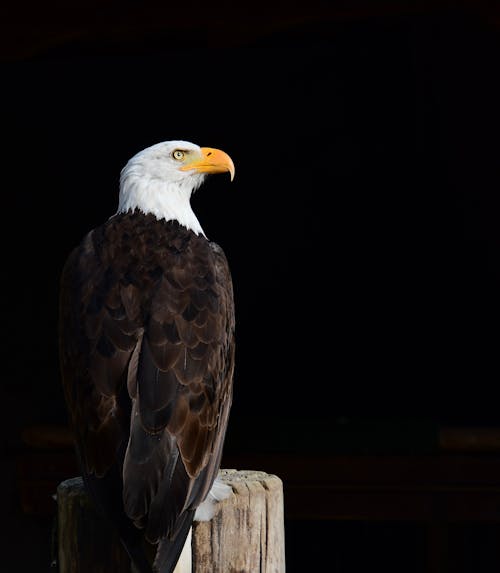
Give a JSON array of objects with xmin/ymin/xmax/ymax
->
[
  {"xmin": 82, "ymin": 466, "xmax": 153, "ymax": 573},
  {"xmin": 119, "ymin": 528, "xmax": 154, "ymax": 573},
  {"xmin": 153, "ymin": 510, "xmax": 195, "ymax": 573},
  {"xmin": 171, "ymin": 527, "xmax": 192, "ymax": 573}
]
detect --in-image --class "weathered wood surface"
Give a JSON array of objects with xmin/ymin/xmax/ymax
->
[
  {"xmin": 57, "ymin": 477, "xmax": 130, "ymax": 573},
  {"xmin": 57, "ymin": 469, "xmax": 285, "ymax": 573},
  {"xmin": 193, "ymin": 469, "xmax": 286, "ymax": 573}
]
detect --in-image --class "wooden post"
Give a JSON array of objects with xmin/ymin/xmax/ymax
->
[
  {"xmin": 57, "ymin": 469, "xmax": 285, "ymax": 573},
  {"xmin": 193, "ymin": 469, "xmax": 286, "ymax": 572},
  {"xmin": 57, "ymin": 477, "xmax": 130, "ymax": 573}
]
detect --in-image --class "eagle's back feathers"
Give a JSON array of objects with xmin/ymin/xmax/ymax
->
[{"xmin": 59, "ymin": 210, "xmax": 235, "ymax": 571}]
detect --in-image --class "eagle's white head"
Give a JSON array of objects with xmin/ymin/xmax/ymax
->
[{"xmin": 118, "ymin": 140, "xmax": 235, "ymax": 236}]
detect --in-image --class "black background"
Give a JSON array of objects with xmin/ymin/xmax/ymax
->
[{"xmin": 2, "ymin": 1, "xmax": 500, "ymax": 570}]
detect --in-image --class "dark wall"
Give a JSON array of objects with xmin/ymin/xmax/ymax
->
[{"xmin": 2, "ymin": 3, "xmax": 500, "ymax": 449}]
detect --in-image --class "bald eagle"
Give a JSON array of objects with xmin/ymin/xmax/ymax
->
[{"xmin": 59, "ymin": 141, "xmax": 236, "ymax": 572}]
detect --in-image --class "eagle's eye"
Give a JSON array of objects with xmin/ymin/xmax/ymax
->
[{"xmin": 172, "ymin": 150, "xmax": 185, "ymax": 161}]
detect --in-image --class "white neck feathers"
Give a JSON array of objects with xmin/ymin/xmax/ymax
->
[{"xmin": 117, "ymin": 166, "xmax": 206, "ymax": 236}]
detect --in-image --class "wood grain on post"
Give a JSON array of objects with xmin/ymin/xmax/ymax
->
[
  {"xmin": 193, "ymin": 469, "xmax": 286, "ymax": 573},
  {"xmin": 57, "ymin": 477, "xmax": 130, "ymax": 573},
  {"xmin": 57, "ymin": 469, "xmax": 285, "ymax": 573}
]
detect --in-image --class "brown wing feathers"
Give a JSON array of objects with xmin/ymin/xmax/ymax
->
[{"xmin": 59, "ymin": 211, "xmax": 235, "ymax": 570}]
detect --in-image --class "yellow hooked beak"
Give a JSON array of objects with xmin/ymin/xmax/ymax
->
[{"xmin": 180, "ymin": 147, "xmax": 235, "ymax": 181}]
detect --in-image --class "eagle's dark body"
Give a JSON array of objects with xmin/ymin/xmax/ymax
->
[{"xmin": 59, "ymin": 209, "xmax": 235, "ymax": 572}]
